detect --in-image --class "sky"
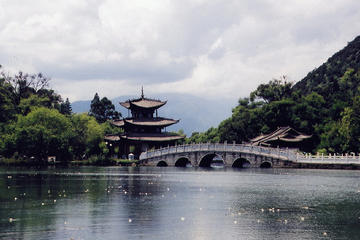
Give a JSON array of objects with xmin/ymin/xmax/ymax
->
[{"xmin": 1, "ymin": 0, "xmax": 360, "ymax": 102}]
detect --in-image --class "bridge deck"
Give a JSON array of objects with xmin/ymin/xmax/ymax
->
[{"xmin": 139, "ymin": 143, "xmax": 360, "ymax": 165}]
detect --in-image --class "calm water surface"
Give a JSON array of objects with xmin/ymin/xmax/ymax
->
[{"xmin": 1, "ymin": 166, "xmax": 360, "ymax": 240}]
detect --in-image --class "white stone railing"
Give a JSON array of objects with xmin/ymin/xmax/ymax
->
[
  {"xmin": 139, "ymin": 143, "xmax": 360, "ymax": 165},
  {"xmin": 139, "ymin": 143, "xmax": 298, "ymax": 161},
  {"xmin": 295, "ymin": 153, "xmax": 360, "ymax": 164}
]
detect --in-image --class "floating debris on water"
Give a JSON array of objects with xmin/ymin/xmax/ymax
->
[
  {"xmin": 14, "ymin": 197, "xmax": 17, "ymax": 201},
  {"xmin": 300, "ymin": 216, "xmax": 305, "ymax": 221},
  {"xmin": 7, "ymin": 176, "xmax": 12, "ymax": 179},
  {"xmin": 261, "ymin": 208, "xmax": 264, "ymax": 212},
  {"xmin": 302, "ymin": 206, "xmax": 309, "ymax": 210},
  {"xmin": 234, "ymin": 220, "xmax": 238, "ymax": 224},
  {"xmin": 9, "ymin": 218, "xmax": 13, "ymax": 222},
  {"xmin": 323, "ymin": 232, "xmax": 327, "ymax": 236},
  {"xmin": 284, "ymin": 219, "xmax": 288, "ymax": 224},
  {"xmin": 128, "ymin": 218, "xmax": 132, "ymax": 223},
  {"xmin": 180, "ymin": 217, "xmax": 185, "ymax": 221}
]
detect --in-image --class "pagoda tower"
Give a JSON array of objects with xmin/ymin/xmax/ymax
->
[{"xmin": 105, "ymin": 88, "xmax": 185, "ymax": 159}]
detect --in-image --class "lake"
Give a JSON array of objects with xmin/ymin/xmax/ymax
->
[{"xmin": 1, "ymin": 166, "xmax": 360, "ymax": 239}]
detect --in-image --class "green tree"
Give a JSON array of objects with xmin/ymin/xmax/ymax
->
[
  {"xmin": 71, "ymin": 113, "xmax": 105, "ymax": 159},
  {"xmin": 60, "ymin": 98, "xmax": 72, "ymax": 115},
  {"xmin": 0, "ymin": 77, "xmax": 16, "ymax": 123},
  {"xmin": 18, "ymin": 95, "xmax": 51, "ymax": 115},
  {"xmin": 12, "ymin": 107, "xmax": 74, "ymax": 161},
  {"xmin": 250, "ymin": 76, "xmax": 293, "ymax": 103},
  {"xmin": 89, "ymin": 93, "xmax": 121, "ymax": 123}
]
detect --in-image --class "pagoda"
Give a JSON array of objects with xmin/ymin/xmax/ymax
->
[{"xmin": 105, "ymin": 88, "xmax": 185, "ymax": 159}]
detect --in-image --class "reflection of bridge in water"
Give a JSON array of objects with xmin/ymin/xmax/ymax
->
[{"xmin": 139, "ymin": 143, "xmax": 360, "ymax": 168}]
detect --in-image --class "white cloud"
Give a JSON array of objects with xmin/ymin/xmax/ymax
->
[{"xmin": 0, "ymin": 0, "xmax": 360, "ymax": 101}]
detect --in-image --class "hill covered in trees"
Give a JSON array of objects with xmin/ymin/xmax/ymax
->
[{"xmin": 188, "ymin": 35, "xmax": 360, "ymax": 154}]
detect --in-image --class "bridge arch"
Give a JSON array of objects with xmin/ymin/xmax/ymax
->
[
  {"xmin": 232, "ymin": 158, "xmax": 251, "ymax": 168},
  {"xmin": 260, "ymin": 161, "xmax": 272, "ymax": 168},
  {"xmin": 175, "ymin": 157, "xmax": 192, "ymax": 167},
  {"xmin": 157, "ymin": 161, "xmax": 168, "ymax": 167},
  {"xmin": 199, "ymin": 153, "xmax": 224, "ymax": 168}
]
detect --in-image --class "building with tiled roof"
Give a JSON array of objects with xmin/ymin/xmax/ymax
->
[
  {"xmin": 105, "ymin": 88, "xmax": 184, "ymax": 159},
  {"xmin": 250, "ymin": 126, "xmax": 312, "ymax": 150}
]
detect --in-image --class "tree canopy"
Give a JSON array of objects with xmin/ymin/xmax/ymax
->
[{"xmin": 89, "ymin": 93, "xmax": 121, "ymax": 123}]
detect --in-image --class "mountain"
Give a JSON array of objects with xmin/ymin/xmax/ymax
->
[
  {"xmin": 72, "ymin": 93, "xmax": 235, "ymax": 136},
  {"xmin": 186, "ymin": 34, "xmax": 360, "ymax": 154},
  {"xmin": 294, "ymin": 35, "xmax": 360, "ymax": 97}
]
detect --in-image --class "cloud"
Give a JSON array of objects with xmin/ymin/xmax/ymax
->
[{"xmin": 0, "ymin": 0, "xmax": 360, "ymax": 101}]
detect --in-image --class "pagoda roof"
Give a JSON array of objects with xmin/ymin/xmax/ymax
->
[
  {"xmin": 250, "ymin": 126, "xmax": 312, "ymax": 146},
  {"xmin": 120, "ymin": 97, "xmax": 166, "ymax": 110},
  {"xmin": 125, "ymin": 118, "xmax": 178, "ymax": 127},
  {"xmin": 104, "ymin": 135, "xmax": 121, "ymax": 141},
  {"xmin": 111, "ymin": 119, "xmax": 125, "ymax": 127},
  {"xmin": 120, "ymin": 133, "xmax": 184, "ymax": 142},
  {"xmin": 111, "ymin": 118, "xmax": 179, "ymax": 128}
]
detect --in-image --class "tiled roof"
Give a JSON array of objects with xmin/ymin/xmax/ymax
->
[
  {"xmin": 111, "ymin": 120, "xmax": 124, "ymax": 127},
  {"xmin": 250, "ymin": 126, "xmax": 312, "ymax": 145},
  {"xmin": 104, "ymin": 135, "xmax": 120, "ymax": 141},
  {"xmin": 120, "ymin": 97, "xmax": 166, "ymax": 109},
  {"xmin": 120, "ymin": 133, "xmax": 184, "ymax": 142},
  {"xmin": 124, "ymin": 118, "xmax": 178, "ymax": 127}
]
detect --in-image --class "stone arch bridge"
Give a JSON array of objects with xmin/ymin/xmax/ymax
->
[{"xmin": 139, "ymin": 143, "xmax": 300, "ymax": 168}]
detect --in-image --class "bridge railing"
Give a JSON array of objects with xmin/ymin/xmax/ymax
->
[
  {"xmin": 295, "ymin": 153, "xmax": 360, "ymax": 164},
  {"xmin": 139, "ymin": 143, "xmax": 360, "ymax": 165},
  {"xmin": 139, "ymin": 143, "xmax": 298, "ymax": 161}
]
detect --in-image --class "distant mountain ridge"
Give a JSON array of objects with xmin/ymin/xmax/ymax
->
[
  {"xmin": 72, "ymin": 93, "xmax": 235, "ymax": 136},
  {"xmin": 294, "ymin": 35, "xmax": 360, "ymax": 97}
]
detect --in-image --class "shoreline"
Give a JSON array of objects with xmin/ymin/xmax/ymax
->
[{"xmin": 1, "ymin": 159, "xmax": 359, "ymax": 170}]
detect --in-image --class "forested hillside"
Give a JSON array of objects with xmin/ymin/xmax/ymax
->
[{"xmin": 188, "ymin": 35, "xmax": 360, "ymax": 154}]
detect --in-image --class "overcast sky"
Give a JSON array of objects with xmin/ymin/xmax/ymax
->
[{"xmin": 1, "ymin": 0, "xmax": 360, "ymax": 102}]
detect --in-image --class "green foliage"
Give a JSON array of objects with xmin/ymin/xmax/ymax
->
[
  {"xmin": 186, "ymin": 127, "xmax": 220, "ymax": 143},
  {"xmin": 11, "ymin": 107, "xmax": 74, "ymax": 161},
  {"xmin": 60, "ymin": 98, "xmax": 72, "ymax": 115},
  {"xmin": 70, "ymin": 113, "xmax": 105, "ymax": 159},
  {"xmin": 89, "ymin": 93, "xmax": 121, "ymax": 123},
  {"xmin": 0, "ymin": 67, "xmax": 113, "ymax": 164},
  {"xmin": 18, "ymin": 95, "xmax": 51, "ymax": 115},
  {"xmin": 0, "ymin": 78, "xmax": 16, "ymax": 123},
  {"xmin": 187, "ymin": 36, "xmax": 360, "ymax": 154},
  {"xmin": 101, "ymin": 121, "xmax": 123, "ymax": 135},
  {"xmin": 250, "ymin": 76, "xmax": 293, "ymax": 103}
]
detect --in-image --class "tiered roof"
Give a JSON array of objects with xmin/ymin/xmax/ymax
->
[
  {"xmin": 107, "ymin": 89, "xmax": 184, "ymax": 144},
  {"xmin": 120, "ymin": 133, "xmax": 184, "ymax": 142},
  {"xmin": 250, "ymin": 126, "xmax": 312, "ymax": 146},
  {"xmin": 104, "ymin": 133, "xmax": 184, "ymax": 142},
  {"xmin": 111, "ymin": 118, "xmax": 179, "ymax": 128}
]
